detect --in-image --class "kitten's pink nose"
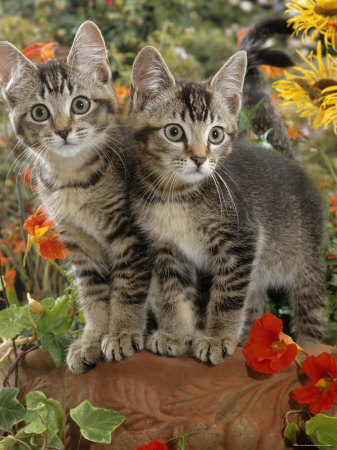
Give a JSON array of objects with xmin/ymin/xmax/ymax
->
[
  {"xmin": 190, "ymin": 155, "xmax": 206, "ymax": 167},
  {"xmin": 56, "ymin": 127, "xmax": 71, "ymax": 141}
]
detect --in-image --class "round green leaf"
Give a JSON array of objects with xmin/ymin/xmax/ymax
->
[{"xmin": 306, "ymin": 414, "xmax": 337, "ymax": 446}]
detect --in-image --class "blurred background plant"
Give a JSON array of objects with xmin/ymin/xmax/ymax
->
[{"xmin": 0, "ymin": 0, "xmax": 336, "ymax": 356}]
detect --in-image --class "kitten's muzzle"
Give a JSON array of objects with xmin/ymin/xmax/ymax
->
[
  {"xmin": 190, "ymin": 155, "xmax": 206, "ymax": 167},
  {"xmin": 56, "ymin": 127, "xmax": 71, "ymax": 142},
  {"xmin": 189, "ymin": 142, "xmax": 207, "ymax": 168}
]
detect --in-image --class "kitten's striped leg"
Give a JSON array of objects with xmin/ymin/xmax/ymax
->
[
  {"xmin": 193, "ymin": 237, "xmax": 254, "ymax": 364},
  {"xmin": 65, "ymin": 246, "xmax": 111, "ymax": 374},
  {"xmin": 101, "ymin": 232, "xmax": 151, "ymax": 362},
  {"xmin": 289, "ymin": 264, "xmax": 327, "ymax": 346},
  {"xmin": 238, "ymin": 286, "xmax": 267, "ymax": 345},
  {"xmin": 145, "ymin": 249, "xmax": 195, "ymax": 357}
]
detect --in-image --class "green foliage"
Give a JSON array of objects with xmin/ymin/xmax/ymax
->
[
  {"xmin": 0, "ymin": 388, "xmax": 25, "ymax": 433},
  {"xmin": 306, "ymin": 414, "xmax": 337, "ymax": 448},
  {"xmin": 24, "ymin": 391, "xmax": 64, "ymax": 447},
  {"xmin": 0, "ymin": 305, "xmax": 30, "ymax": 340},
  {"xmin": 283, "ymin": 422, "xmax": 299, "ymax": 445},
  {"xmin": 70, "ymin": 400, "xmax": 126, "ymax": 444},
  {"xmin": 238, "ymin": 99, "xmax": 264, "ymax": 134},
  {"xmin": 0, "ymin": 389, "xmax": 125, "ymax": 448}
]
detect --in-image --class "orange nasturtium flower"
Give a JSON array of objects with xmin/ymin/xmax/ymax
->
[
  {"xmin": 260, "ymin": 65, "xmax": 286, "ymax": 80},
  {"xmin": 114, "ymin": 83, "xmax": 130, "ymax": 104},
  {"xmin": 23, "ymin": 206, "xmax": 67, "ymax": 265},
  {"xmin": 329, "ymin": 192, "xmax": 337, "ymax": 217},
  {"xmin": 22, "ymin": 42, "xmax": 58, "ymax": 62},
  {"xmin": 243, "ymin": 312, "xmax": 301, "ymax": 374},
  {"xmin": 287, "ymin": 124, "xmax": 304, "ymax": 140},
  {"xmin": 4, "ymin": 266, "xmax": 16, "ymax": 290},
  {"xmin": 136, "ymin": 441, "xmax": 168, "ymax": 450},
  {"xmin": 21, "ymin": 166, "xmax": 35, "ymax": 189},
  {"xmin": 293, "ymin": 352, "xmax": 337, "ymax": 415}
]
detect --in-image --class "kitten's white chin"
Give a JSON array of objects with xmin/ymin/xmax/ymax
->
[
  {"xmin": 51, "ymin": 142, "xmax": 88, "ymax": 158},
  {"xmin": 181, "ymin": 170, "xmax": 209, "ymax": 183},
  {"xmin": 178, "ymin": 161, "xmax": 211, "ymax": 183}
]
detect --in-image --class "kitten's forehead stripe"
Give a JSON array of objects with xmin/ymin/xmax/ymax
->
[
  {"xmin": 38, "ymin": 61, "xmax": 72, "ymax": 96},
  {"xmin": 179, "ymin": 82, "xmax": 211, "ymax": 123}
]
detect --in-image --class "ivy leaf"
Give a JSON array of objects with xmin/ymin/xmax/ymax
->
[
  {"xmin": 0, "ymin": 387, "xmax": 25, "ymax": 432},
  {"xmin": 70, "ymin": 400, "xmax": 125, "ymax": 444},
  {"xmin": 284, "ymin": 423, "xmax": 299, "ymax": 445},
  {"xmin": 24, "ymin": 415, "xmax": 46, "ymax": 434},
  {"xmin": 40, "ymin": 332, "xmax": 72, "ymax": 367},
  {"xmin": 306, "ymin": 414, "xmax": 337, "ymax": 446},
  {"xmin": 24, "ymin": 391, "xmax": 64, "ymax": 447},
  {"xmin": 36, "ymin": 296, "xmax": 71, "ymax": 336},
  {"xmin": 0, "ymin": 305, "xmax": 30, "ymax": 339},
  {"xmin": 238, "ymin": 98, "xmax": 264, "ymax": 133},
  {"xmin": 40, "ymin": 297, "xmax": 56, "ymax": 308}
]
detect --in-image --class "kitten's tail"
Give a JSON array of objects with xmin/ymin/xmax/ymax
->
[{"xmin": 239, "ymin": 18, "xmax": 294, "ymax": 158}]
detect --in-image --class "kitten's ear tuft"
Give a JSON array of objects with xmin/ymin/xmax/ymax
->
[
  {"xmin": 210, "ymin": 51, "xmax": 247, "ymax": 115},
  {"xmin": 131, "ymin": 46, "xmax": 175, "ymax": 109},
  {"xmin": 0, "ymin": 41, "xmax": 37, "ymax": 87},
  {"xmin": 67, "ymin": 21, "xmax": 111, "ymax": 83}
]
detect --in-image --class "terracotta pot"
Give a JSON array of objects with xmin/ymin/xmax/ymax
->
[{"xmin": 4, "ymin": 344, "xmax": 337, "ymax": 450}]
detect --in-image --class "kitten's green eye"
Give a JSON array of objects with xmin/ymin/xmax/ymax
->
[
  {"xmin": 71, "ymin": 96, "xmax": 90, "ymax": 114},
  {"xmin": 164, "ymin": 124, "xmax": 184, "ymax": 142},
  {"xmin": 208, "ymin": 127, "xmax": 225, "ymax": 145},
  {"xmin": 31, "ymin": 105, "xmax": 50, "ymax": 122}
]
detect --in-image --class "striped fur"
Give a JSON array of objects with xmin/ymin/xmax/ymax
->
[
  {"xmin": 0, "ymin": 22, "xmax": 150, "ymax": 374},
  {"xmin": 128, "ymin": 43, "xmax": 326, "ymax": 364}
]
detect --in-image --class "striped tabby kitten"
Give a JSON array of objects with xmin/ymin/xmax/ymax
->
[
  {"xmin": 0, "ymin": 21, "xmax": 150, "ymax": 374},
  {"xmin": 128, "ymin": 38, "xmax": 326, "ymax": 364}
]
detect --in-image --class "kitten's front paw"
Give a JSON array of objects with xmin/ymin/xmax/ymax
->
[
  {"xmin": 193, "ymin": 336, "xmax": 237, "ymax": 365},
  {"xmin": 67, "ymin": 337, "xmax": 102, "ymax": 374},
  {"xmin": 101, "ymin": 331, "xmax": 144, "ymax": 362},
  {"xmin": 146, "ymin": 330, "xmax": 192, "ymax": 357}
]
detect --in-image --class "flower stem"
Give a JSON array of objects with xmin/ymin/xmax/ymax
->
[
  {"xmin": 284, "ymin": 409, "xmax": 307, "ymax": 425},
  {"xmin": 42, "ymin": 260, "xmax": 50, "ymax": 297},
  {"xmin": 50, "ymin": 260, "xmax": 73, "ymax": 284},
  {"xmin": 295, "ymin": 356, "xmax": 303, "ymax": 368}
]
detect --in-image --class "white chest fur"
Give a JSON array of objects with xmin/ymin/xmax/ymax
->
[
  {"xmin": 141, "ymin": 201, "xmax": 209, "ymax": 269},
  {"xmin": 42, "ymin": 188, "xmax": 103, "ymax": 243}
]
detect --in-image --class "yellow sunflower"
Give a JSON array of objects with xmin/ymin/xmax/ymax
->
[
  {"xmin": 273, "ymin": 41, "xmax": 337, "ymax": 133},
  {"xmin": 286, "ymin": 0, "xmax": 337, "ymax": 49}
]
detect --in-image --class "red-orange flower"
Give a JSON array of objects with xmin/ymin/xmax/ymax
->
[
  {"xmin": 22, "ymin": 42, "xmax": 58, "ymax": 62},
  {"xmin": 4, "ymin": 266, "xmax": 16, "ymax": 290},
  {"xmin": 114, "ymin": 83, "xmax": 130, "ymax": 104},
  {"xmin": 329, "ymin": 192, "xmax": 337, "ymax": 218},
  {"xmin": 23, "ymin": 206, "xmax": 67, "ymax": 264},
  {"xmin": 0, "ymin": 249, "xmax": 11, "ymax": 266},
  {"xmin": 21, "ymin": 166, "xmax": 35, "ymax": 189},
  {"xmin": 260, "ymin": 64, "xmax": 286, "ymax": 80},
  {"xmin": 243, "ymin": 312, "xmax": 299, "ymax": 374},
  {"xmin": 236, "ymin": 28, "xmax": 249, "ymax": 47},
  {"xmin": 287, "ymin": 124, "xmax": 304, "ymax": 140},
  {"xmin": 293, "ymin": 352, "xmax": 337, "ymax": 415},
  {"xmin": 136, "ymin": 441, "xmax": 167, "ymax": 450}
]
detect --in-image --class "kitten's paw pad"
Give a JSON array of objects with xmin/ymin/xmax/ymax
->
[
  {"xmin": 146, "ymin": 331, "xmax": 191, "ymax": 357},
  {"xmin": 101, "ymin": 332, "xmax": 144, "ymax": 362},
  {"xmin": 193, "ymin": 336, "xmax": 236, "ymax": 365},
  {"xmin": 67, "ymin": 338, "xmax": 102, "ymax": 374}
]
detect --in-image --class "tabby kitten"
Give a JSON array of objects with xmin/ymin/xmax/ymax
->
[
  {"xmin": 0, "ymin": 21, "xmax": 150, "ymax": 374},
  {"xmin": 128, "ymin": 37, "xmax": 326, "ymax": 364}
]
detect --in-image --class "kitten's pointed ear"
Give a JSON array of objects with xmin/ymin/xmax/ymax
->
[
  {"xmin": 67, "ymin": 21, "xmax": 111, "ymax": 83},
  {"xmin": 0, "ymin": 41, "xmax": 37, "ymax": 87},
  {"xmin": 209, "ymin": 51, "xmax": 247, "ymax": 115},
  {"xmin": 131, "ymin": 46, "xmax": 175, "ymax": 109}
]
